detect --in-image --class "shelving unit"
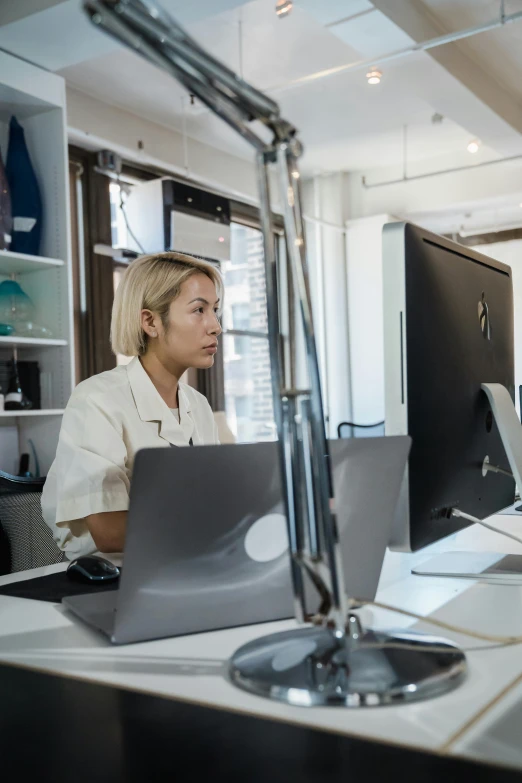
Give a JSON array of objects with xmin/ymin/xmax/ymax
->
[
  {"xmin": 0, "ymin": 249, "xmax": 65, "ymax": 275},
  {"xmin": 0, "ymin": 50, "xmax": 74, "ymax": 477},
  {"xmin": 0, "ymin": 337, "xmax": 68, "ymax": 348},
  {"xmin": 0, "ymin": 409, "xmax": 64, "ymax": 418}
]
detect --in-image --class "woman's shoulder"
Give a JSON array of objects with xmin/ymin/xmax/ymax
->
[{"xmin": 69, "ymin": 364, "xmax": 131, "ymax": 406}]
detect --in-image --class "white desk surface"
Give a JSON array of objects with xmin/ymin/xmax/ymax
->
[{"xmin": 2, "ymin": 513, "xmax": 522, "ymax": 770}]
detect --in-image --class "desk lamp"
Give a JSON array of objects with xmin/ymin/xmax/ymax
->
[{"xmin": 84, "ymin": 0, "xmax": 466, "ymax": 707}]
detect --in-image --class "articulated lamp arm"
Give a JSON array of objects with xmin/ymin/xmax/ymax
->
[{"xmin": 84, "ymin": 0, "xmax": 347, "ymax": 635}]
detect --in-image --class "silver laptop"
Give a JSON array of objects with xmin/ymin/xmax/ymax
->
[{"xmin": 63, "ymin": 437, "xmax": 410, "ymax": 644}]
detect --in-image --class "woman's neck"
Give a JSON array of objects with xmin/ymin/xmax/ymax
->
[{"xmin": 139, "ymin": 352, "xmax": 185, "ymax": 409}]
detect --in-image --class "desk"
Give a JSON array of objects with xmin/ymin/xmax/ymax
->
[
  {"xmin": 2, "ymin": 513, "xmax": 522, "ymax": 777},
  {"xmin": 4, "ymin": 662, "xmax": 522, "ymax": 783}
]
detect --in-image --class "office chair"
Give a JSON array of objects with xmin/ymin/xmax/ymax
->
[
  {"xmin": 337, "ymin": 420, "xmax": 385, "ymax": 439},
  {"xmin": 0, "ymin": 470, "xmax": 65, "ymax": 575}
]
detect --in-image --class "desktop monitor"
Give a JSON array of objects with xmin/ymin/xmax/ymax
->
[{"xmin": 383, "ymin": 221, "xmax": 515, "ymax": 552}]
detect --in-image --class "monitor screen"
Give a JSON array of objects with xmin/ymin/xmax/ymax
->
[{"xmin": 383, "ymin": 222, "xmax": 515, "ymax": 551}]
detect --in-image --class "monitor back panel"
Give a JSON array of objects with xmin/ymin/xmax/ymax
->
[{"xmin": 385, "ymin": 222, "xmax": 515, "ymax": 551}]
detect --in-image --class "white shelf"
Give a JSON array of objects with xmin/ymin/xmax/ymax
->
[
  {"xmin": 0, "ymin": 52, "xmax": 73, "ymax": 477},
  {"xmin": 0, "ymin": 336, "xmax": 67, "ymax": 348},
  {"xmin": 0, "ymin": 250, "xmax": 64, "ymax": 276},
  {"xmin": 0, "ymin": 409, "xmax": 64, "ymax": 418}
]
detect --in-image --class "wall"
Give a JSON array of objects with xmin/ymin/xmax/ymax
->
[
  {"xmin": 345, "ymin": 156, "xmax": 522, "ymax": 222},
  {"xmin": 480, "ymin": 240, "xmax": 522, "ymax": 413},
  {"xmin": 66, "ymin": 87, "xmax": 522, "ymax": 433},
  {"xmin": 302, "ymin": 157, "xmax": 522, "ymax": 429},
  {"xmin": 345, "ymin": 214, "xmax": 392, "ymax": 425},
  {"xmin": 302, "ymin": 174, "xmax": 352, "ymax": 437},
  {"xmin": 66, "ymin": 86, "xmax": 262, "ymax": 204}
]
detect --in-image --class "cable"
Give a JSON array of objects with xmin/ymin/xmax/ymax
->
[
  {"xmin": 349, "ymin": 597, "xmax": 522, "ymax": 645},
  {"xmin": 355, "ymin": 639, "xmax": 522, "ymax": 654},
  {"xmin": 27, "ymin": 439, "xmax": 40, "ymax": 478},
  {"xmin": 451, "ymin": 507, "xmax": 522, "ymax": 547},
  {"xmin": 345, "ymin": 503, "xmax": 522, "ymax": 656},
  {"xmin": 117, "ymin": 178, "xmax": 146, "ymax": 254},
  {"xmin": 482, "ymin": 460, "xmax": 514, "ymax": 480},
  {"xmin": 490, "ymin": 465, "xmax": 514, "ymax": 479}
]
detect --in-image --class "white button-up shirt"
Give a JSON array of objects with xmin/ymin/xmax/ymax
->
[{"xmin": 42, "ymin": 356, "xmax": 219, "ymax": 559}]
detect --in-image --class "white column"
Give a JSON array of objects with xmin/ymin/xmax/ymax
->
[
  {"xmin": 303, "ymin": 174, "xmax": 352, "ymax": 437},
  {"xmin": 345, "ymin": 214, "xmax": 393, "ymax": 425}
]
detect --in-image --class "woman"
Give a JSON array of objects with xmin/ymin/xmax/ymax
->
[{"xmin": 42, "ymin": 251, "xmax": 222, "ymax": 559}]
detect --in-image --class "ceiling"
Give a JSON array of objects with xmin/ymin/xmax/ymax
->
[
  {"xmin": 2, "ymin": 0, "xmax": 522, "ymax": 183},
  {"xmin": 421, "ymin": 0, "xmax": 522, "ymax": 109}
]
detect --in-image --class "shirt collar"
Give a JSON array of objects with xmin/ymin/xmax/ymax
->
[{"xmin": 126, "ymin": 356, "xmax": 194, "ymax": 446}]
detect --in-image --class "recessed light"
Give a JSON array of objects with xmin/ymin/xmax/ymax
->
[
  {"xmin": 467, "ymin": 139, "xmax": 480, "ymax": 154},
  {"xmin": 218, "ymin": 236, "xmax": 225, "ymax": 243},
  {"xmin": 275, "ymin": 0, "xmax": 292, "ymax": 18},
  {"xmin": 366, "ymin": 68, "xmax": 382, "ymax": 85}
]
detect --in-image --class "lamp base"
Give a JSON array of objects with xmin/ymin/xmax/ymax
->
[{"xmin": 229, "ymin": 626, "xmax": 466, "ymax": 707}]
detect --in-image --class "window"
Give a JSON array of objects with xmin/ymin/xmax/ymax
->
[
  {"xmin": 111, "ymin": 182, "xmax": 136, "ymax": 366},
  {"xmin": 222, "ymin": 223, "xmax": 276, "ymax": 443},
  {"xmin": 110, "ymin": 182, "xmax": 129, "ymax": 250}
]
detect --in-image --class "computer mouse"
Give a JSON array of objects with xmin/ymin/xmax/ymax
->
[{"xmin": 67, "ymin": 555, "xmax": 120, "ymax": 584}]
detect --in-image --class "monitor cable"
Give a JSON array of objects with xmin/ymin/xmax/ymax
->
[
  {"xmin": 451, "ymin": 507, "xmax": 522, "ymax": 547},
  {"xmin": 344, "ymin": 503, "xmax": 522, "ymax": 655},
  {"xmin": 346, "ymin": 597, "xmax": 522, "ymax": 654},
  {"xmin": 117, "ymin": 177, "xmax": 146, "ymax": 254}
]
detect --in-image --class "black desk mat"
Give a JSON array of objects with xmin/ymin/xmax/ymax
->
[
  {"xmin": 0, "ymin": 570, "xmax": 120, "ymax": 603},
  {"xmin": 1, "ymin": 661, "xmax": 520, "ymax": 783}
]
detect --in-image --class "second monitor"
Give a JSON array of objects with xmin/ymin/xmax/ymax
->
[{"xmin": 383, "ymin": 221, "xmax": 516, "ymax": 553}]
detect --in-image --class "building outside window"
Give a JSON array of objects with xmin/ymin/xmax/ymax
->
[{"xmin": 221, "ymin": 223, "xmax": 275, "ymax": 443}]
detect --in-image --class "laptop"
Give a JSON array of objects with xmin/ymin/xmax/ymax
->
[{"xmin": 63, "ymin": 437, "xmax": 410, "ymax": 644}]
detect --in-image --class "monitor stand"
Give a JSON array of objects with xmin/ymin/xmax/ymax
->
[{"xmin": 412, "ymin": 383, "xmax": 522, "ymax": 582}]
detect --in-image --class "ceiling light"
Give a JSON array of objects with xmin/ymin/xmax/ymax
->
[
  {"xmin": 366, "ymin": 68, "xmax": 382, "ymax": 85},
  {"xmin": 467, "ymin": 139, "xmax": 480, "ymax": 154},
  {"xmin": 276, "ymin": 0, "xmax": 292, "ymax": 18}
]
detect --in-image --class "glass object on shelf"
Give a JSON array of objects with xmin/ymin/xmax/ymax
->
[
  {"xmin": 0, "ymin": 144, "xmax": 12, "ymax": 250},
  {"xmin": 6, "ymin": 116, "xmax": 43, "ymax": 256},
  {"xmin": 0, "ymin": 279, "xmax": 53, "ymax": 338},
  {"xmin": 5, "ymin": 348, "xmax": 32, "ymax": 410}
]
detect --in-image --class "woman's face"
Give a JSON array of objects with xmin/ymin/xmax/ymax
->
[{"xmin": 143, "ymin": 273, "xmax": 222, "ymax": 371}]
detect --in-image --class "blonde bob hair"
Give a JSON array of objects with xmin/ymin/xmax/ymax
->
[{"xmin": 111, "ymin": 251, "xmax": 223, "ymax": 357}]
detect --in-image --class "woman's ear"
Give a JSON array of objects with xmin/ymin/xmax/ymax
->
[{"xmin": 141, "ymin": 309, "xmax": 159, "ymax": 338}]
